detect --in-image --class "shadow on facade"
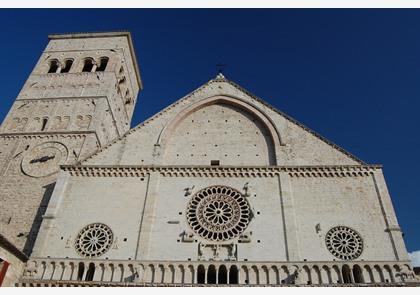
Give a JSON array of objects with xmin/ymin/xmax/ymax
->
[{"xmin": 23, "ymin": 182, "xmax": 56, "ymax": 256}]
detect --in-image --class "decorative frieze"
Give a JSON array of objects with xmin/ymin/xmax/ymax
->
[{"xmin": 61, "ymin": 164, "xmax": 381, "ymax": 178}]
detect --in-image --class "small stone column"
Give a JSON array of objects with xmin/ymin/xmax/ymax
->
[{"xmin": 93, "ymin": 264, "xmax": 103, "ymax": 281}]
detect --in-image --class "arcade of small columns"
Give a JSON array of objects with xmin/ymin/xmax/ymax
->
[{"xmin": 19, "ymin": 258, "xmax": 415, "ymax": 286}]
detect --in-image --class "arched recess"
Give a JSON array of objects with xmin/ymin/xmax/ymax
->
[{"xmin": 158, "ymin": 95, "xmax": 283, "ymax": 166}]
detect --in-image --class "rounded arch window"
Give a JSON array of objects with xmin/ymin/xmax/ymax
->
[
  {"xmin": 325, "ymin": 226, "xmax": 363, "ymax": 260},
  {"xmin": 186, "ymin": 185, "xmax": 251, "ymax": 241},
  {"xmin": 96, "ymin": 57, "xmax": 109, "ymax": 72},
  {"xmin": 82, "ymin": 58, "xmax": 95, "ymax": 72},
  {"xmin": 60, "ymin": 59, "xmax": 73, "ymax": 73},
  {"xmin": 48, "ymin": 59, "xmax": 60, "ymax": 73}
]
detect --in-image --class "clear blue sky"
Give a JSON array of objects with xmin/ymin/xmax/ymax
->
[{"xmin": 0, "ymin": 9, "xmax": 419, "ymax": 253}]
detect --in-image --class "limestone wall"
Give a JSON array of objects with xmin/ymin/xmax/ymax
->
[{"xmin": 30, "ymin": 165, "xmax": 406, "ymax": 265}]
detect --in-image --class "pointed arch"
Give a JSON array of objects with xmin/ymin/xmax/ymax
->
[{"xmin": 157, "ymin": 95, "xmax": 283, "ymax": 165}]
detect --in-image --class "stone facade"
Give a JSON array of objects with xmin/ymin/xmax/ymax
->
[{"xmin": 0, "ymin": 31, "xmax": 418, "ymax": 287}]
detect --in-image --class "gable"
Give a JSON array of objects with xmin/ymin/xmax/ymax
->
[{"xmin": 81, "ymin": 74, "xmax": 363, "ymax": 166}]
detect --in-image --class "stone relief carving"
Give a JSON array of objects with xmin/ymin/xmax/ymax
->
[
  {"xmin": 198, "ymin": 242, "xmax": 237, "ymax": 261},
  {"xmin": 184, "ymin": 185, "xmax": 195, "ymax": 197},
  {"xmin": 76, "ymin": 115, "xmax": 92, "ymax": 130},
  {"xmin": 52, "ymin": 116, "xmax": 70, "ymax": 130},
  {"xmin": 8, "ymin": 117, "xmax": 28, "ymax": 132}
]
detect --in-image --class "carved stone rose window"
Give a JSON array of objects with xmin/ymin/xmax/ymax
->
[
  {"xmin": 325, "ymin": 226, "xmax": 363, "ymax": 260},
  {"xmin": 74, "ymin": 223, "xmax": 113, "ymax": 258},
  {"xmin": 186, "ymin": 185, "xmax": 251, "ymax": 241}
]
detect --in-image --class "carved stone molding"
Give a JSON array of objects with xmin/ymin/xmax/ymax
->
[{"xmin": 61, "ymin": 165, "xmax": 381, "ymax": 178}]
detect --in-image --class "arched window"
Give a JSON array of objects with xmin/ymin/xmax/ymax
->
[
  {"xmin": 119, "ymin": 76, "xmax": 126, "ymax": 86},
  {"xmin": 342, "ymin": 265, "xmax": 352, "ymax": 284},
  {"xmin": 85, "ymin": 263, "xmax": 95, "ymax": 281},
  {"xmin": 82, "ymin": 58, "xmax": 95, "ymax": 72},
  {"xmin": 125, "ymin": 90, "xmax": 131, "ymax": 105},
  {"xmin": 96, "ymin": 57, "xmax": 109, "ymax": 72},
  {"xmin": 41, "ymin": 118, "xmax": 48, "ymax": 131},
  {"xmin": 60, "ymin": 59, "xmax": 73, "ymax": 73},
  {"xmin": 77, "ymin": 262, "xmax": 85, "ymax": 281},
  {"xmin": 218, "ymin": 265, "xmax": 227, "ymax": 284},
  {"xmin": 207, "ymin": 265, "xmax": 216, "ymax": 284},
  {"xmin": 48, "ymin": 59, "xmax": 59, "ymax": 73},
  {"xmin": 229, "ymin": 265, "xmax": 238, "ymax": 284},
  {"xmin": 197, "ymin": 265, "xmax": 205, "ymax": 284},
  {"xmin": 353, "ymin": 265, "xmax": 364, "ymax": 283}
]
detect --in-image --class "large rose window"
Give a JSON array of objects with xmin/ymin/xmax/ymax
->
[{"xmin": 186, "ymin": 185, "xmax": 251, "ymax": 241}]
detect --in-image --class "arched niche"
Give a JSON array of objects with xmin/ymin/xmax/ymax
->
[{"xmin": 158, "ymin": 95, "xmax": 282, "ymax": 166}]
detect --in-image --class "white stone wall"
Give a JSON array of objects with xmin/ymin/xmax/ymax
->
[
  {"xmin": 33, "ymin": 174, "xmax": 148, "ymax": 260},
  {"xmin": 31, "ymin": 166, "xmax": 406, "ymax": 265},
  {"xmin": 291, "ymin": 175, "xmax": 395, "ymax": 261},
  {"xmin": 163, "ymin": 103, "xmax": 276, "ymax": 166}
]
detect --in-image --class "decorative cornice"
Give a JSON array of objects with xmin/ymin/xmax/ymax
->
[
  {"xmin": 17, "ymin": 96, "xmax": 102, "ymax": 103},
  {"xmin": 0, "ymin": 131, "xmax": 94, "ymax": 139},
  {"xmin": 61, "ymin": 165, "xmax": 381, "ymax": 178}
]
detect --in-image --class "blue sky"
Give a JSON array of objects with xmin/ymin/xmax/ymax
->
[{"xmin": 0, "ymin": 9, "xmax": 419, "ymax": 254}]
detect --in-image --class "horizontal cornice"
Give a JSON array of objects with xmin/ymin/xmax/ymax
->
[
  {"xmin": 0, "ymin": 130, "xmax": 96, "ymax": 138},
  {"xmin": 61, "ymin": 164, "xmax": 382, "ymax": 178}
]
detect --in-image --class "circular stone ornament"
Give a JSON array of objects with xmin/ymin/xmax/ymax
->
[
  {"xmin": 75, "ymin": 223, "xmax": 113, "ymax": 258},
  {"xmin": 325, "ymin": 226, "xmax": 363, "ymax": 260},
  {"xmin": 21, "ymin": 142, "xmax": 68, "ymax": 177},
  {"xmin": 186, "ymin": 185, "xmax": 251, "ymax": 241}
]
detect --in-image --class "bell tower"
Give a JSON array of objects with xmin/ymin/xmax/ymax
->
[{"xmin": 0, "ymin": 32, "xmax": 142, "ymax": 255}]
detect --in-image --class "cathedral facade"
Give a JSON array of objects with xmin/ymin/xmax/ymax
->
[{"xmin": 0, "ymin": 32, "xmax": 417, "ymax": 286}]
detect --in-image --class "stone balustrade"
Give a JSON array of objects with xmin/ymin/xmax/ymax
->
[{"xmin": 19, "ymin": 258, "xmax": 416, "ymax": 286}]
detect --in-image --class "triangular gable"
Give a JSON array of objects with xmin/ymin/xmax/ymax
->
[{"xmin": 80, "ymin": 74, "xmax": 364, "ymax": 166}]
